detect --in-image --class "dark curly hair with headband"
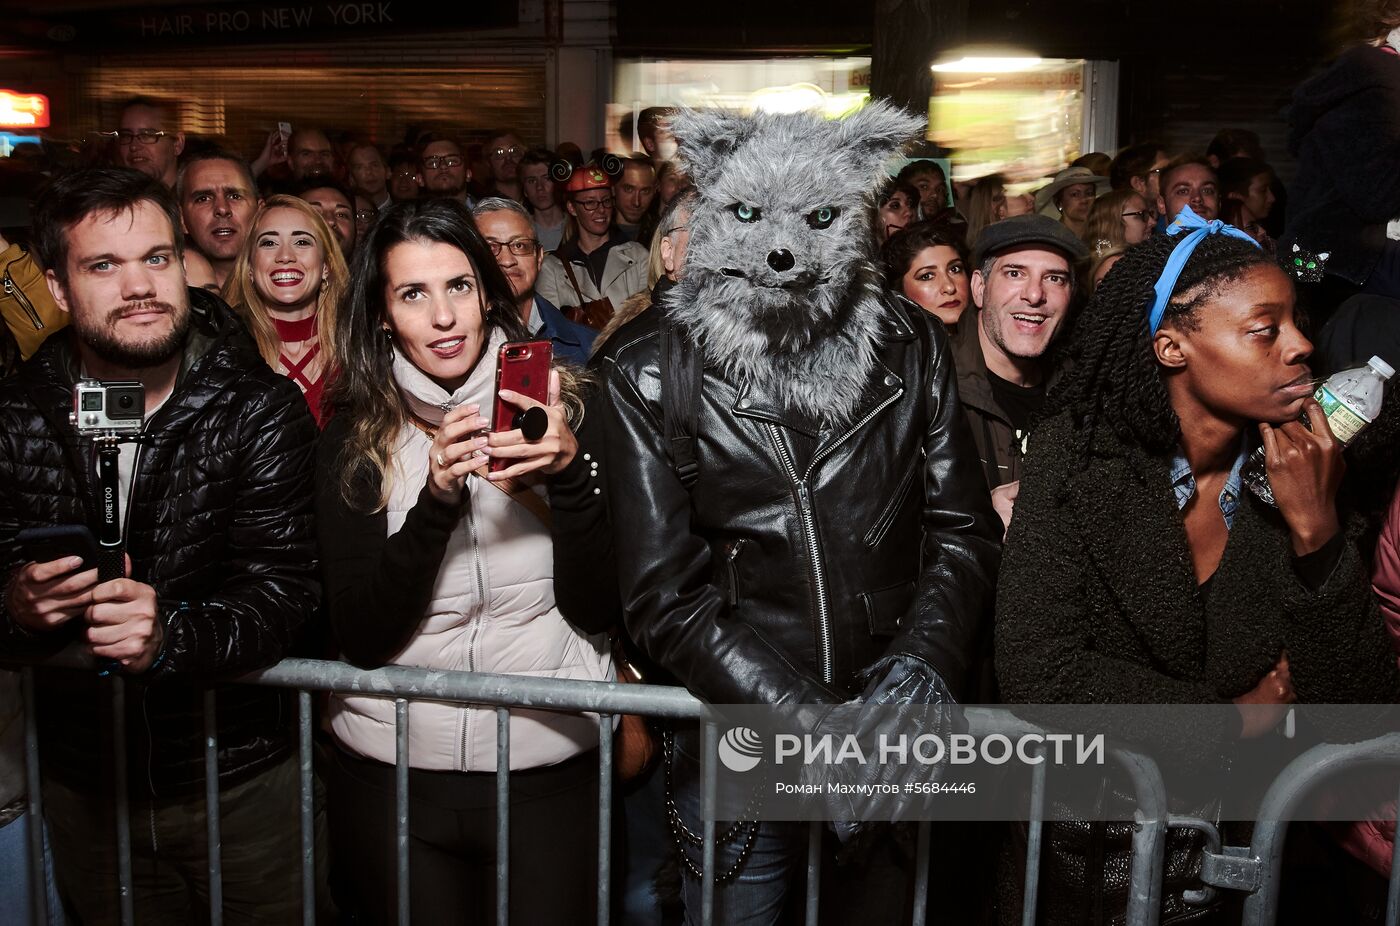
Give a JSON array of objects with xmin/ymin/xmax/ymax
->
[{"xmin": 1047, "ymin": 231, "xmax": 1274, "ymax": 456}]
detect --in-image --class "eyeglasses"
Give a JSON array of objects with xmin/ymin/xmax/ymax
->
[
  {"xmin": 392, "ymin": 170, "xmax": 418, "ymax": 181},
  {"xmin": 354, "ymin": 209, "xmax": 377, "ymax": 222},
  {"xmin": 422, "ymin": 156, "xmax": 464, "ymax": 170},
  {"xmin": 664, "ymin": 224, "xmax": 688, "ymax": 237},
  {"xmin": 486, "ymin": 238, "xmax": 540, "ymax": 256},
  {"xmin": 489, "ymin": 146, "xmax": 524, "ymax": 160},
  {"xmin": 1121, "ymin": 211, "xmax": 1154, "ymax": 221},
  {"xmin": 100, "ymin": 130, "xmax": 169, "ymax": 146},
  {"xmin": 573, "ymin": 197, "xmax": 613, "ymax": 212}
]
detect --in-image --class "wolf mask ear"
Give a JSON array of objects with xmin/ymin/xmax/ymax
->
[
  {"xmin": 835, "ymin": 101, "xmax": 925, "ymax": 179},
  {"xmin": 668, "ymin": 108, "xmax": 759, "ymax": 191}
]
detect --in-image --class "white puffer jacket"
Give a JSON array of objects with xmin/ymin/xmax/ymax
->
[{"xmin": 329, "ymin": 330, "xmax": 614, "ymax": 771}]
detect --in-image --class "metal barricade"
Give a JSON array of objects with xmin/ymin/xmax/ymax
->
[
  {"xmin": 1204, "ymin": 732, "xmax": 1400, "ymax": 926},
  {"xmin": 16, "ymin": 657, "xmax": 1176, "ymax": 926}
]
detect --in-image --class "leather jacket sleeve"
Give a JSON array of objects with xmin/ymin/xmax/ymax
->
[
  {"xmin": 882, "ymin": 313, "xmax": 1003, "ymax": 698},
  {"xmin": 150, "ymin": 382, "xmax": 321, "ymax": 679},
  {"xmin": 599, "ymin": 348, "xmax": 845, "ymax": 705}
]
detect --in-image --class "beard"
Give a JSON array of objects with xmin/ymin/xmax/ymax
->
[{"xmin": 70, "ymin": 297, "xmax": 191, "ymax": 369}]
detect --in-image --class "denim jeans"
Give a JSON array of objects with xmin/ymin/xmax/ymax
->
[
  {"xmin": 668, "ymin": 729, "xmax": 917, "ymax": 925},
  {"xmin": 619, "ymin": 759, "xmax": 671, "ymax": 925},
  {"xmin": 669, "ymin": 730, "xmax": 805, "ymax": 926},
  {"xmin": 0, "ymin": 809, "xmax": 64, "ymax": 925}
]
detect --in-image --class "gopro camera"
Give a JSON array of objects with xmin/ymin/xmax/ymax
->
[{"xmin": 70, "ymin": 379, "xmax": 145, "ymax": 435}]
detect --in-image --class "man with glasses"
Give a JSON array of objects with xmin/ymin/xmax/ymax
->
[
  {"xmin": 1109, "ymin": 142, "xmax": 1171, "ymax": 210},
  {"xmin": 536, "ymin": 164, "xmax": 648, "ymax": 326},
  {"xmin": 417, "ymin": 136, "xmax": 472, "ymax": 206},
  {"xmin": 104, "ymin": 97, "xmax": 185, "ymax": 189},
  {"xmin": 484, "ymin": 131, "xmax": 527, "ymax": 203},
  {"xmin": 473, "ymin": 197, "xmax": 596, "ymax": 364}
]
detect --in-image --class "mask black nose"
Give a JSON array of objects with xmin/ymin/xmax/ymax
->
[{"xmin": 767, "ymin": 249, "xmax": 795, "ymax": 272}]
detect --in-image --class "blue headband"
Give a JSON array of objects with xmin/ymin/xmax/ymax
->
[{"xmin": 1147, "ymin": 205, "xmax": 1261, "ymax": 333}]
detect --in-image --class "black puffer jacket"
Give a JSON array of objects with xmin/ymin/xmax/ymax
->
[
  {"xmin": 596, "ymin": 296, "xmax": 1001, "ymax": 704},
  {"xmin": 0, "ymin": 289, "xmax": 320, "ymax": 795}
]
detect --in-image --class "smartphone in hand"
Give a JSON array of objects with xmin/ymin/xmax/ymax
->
[
  {"xmin": 489, "ymin": 340, "xmax": 552, "ymax": 473},
  {"xmin": 16, "ymin": 525, "xmax": 98, "ymax": 569}
]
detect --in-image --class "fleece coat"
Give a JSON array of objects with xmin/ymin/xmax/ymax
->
[
  {"xmin": 996, "ymin": 410, "xmax": 1400, "ymax": 761},
  {"xmin": 995, "ymin": 409, "xmax": 1400, "ymax": 923}
]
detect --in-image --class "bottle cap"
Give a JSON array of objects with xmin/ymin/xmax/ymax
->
[{"xmin": 1367, "ymin": 355, "xmax": 1395, "ymax": 380}]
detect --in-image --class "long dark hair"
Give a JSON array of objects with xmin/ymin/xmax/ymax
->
[
  {"xmin": 1048, "ymin": 231, "xmax": 1274, "ymax": 457},
  {"xmin": 328, "ymin": 198, "xmax": 529, "ymax": 509}
]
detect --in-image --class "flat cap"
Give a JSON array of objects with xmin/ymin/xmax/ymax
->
[{"xmin": 972, "ymin": 214, "xmax": 1090, "ymax": 267}]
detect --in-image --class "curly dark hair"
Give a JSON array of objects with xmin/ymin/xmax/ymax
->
[
  {"xmin": 880, "ymin": 220, "xmax": 968, "ymax": 289},
  {"xmin": 1047, "ymin": 231, "xmax": 1274, "ymax": 456}
]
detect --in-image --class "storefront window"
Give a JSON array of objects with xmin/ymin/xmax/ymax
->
[
  {"xmin": 610, "ymin": 56, "xmax": 871, "ymax": 152},
  {"xmin": 928, "ymin": 54, "xmax": 1086, "ymax": 184}
]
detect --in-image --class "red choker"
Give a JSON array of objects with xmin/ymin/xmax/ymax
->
[{"xmin": 271, "ymin": 313, "xmax": 317, "ymax": 343}]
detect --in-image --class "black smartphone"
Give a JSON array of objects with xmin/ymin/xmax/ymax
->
[{"xmin": 15, "ymin": 525, "xmax": 99, "ymax": 569}]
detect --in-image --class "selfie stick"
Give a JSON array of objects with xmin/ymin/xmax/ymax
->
[
  {"xmin": 93, "ymin": 436, "xmax": 127, "ymax": 584},
  {"xmin": 90, "ymin": 433, "xmax": 138, "ymax": 925}
]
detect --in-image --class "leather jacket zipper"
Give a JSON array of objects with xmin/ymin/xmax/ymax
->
[
  {"xmin": 2, "ymin": 265, "xmax": 45, "ymax": 330},
  {"xmin": 805, "ymin": 384, "xmax": 904, "ymax": 477},
  {"xmin": 765, "ymin": 423, "xmax": 835, "ymax": 685},
  {"xmin": 723, "ymin": 539, "xmax": 749, "ymax": 607},
  {"xmin": 460, "ymin": 495, "xmax": 487, "ymax": 771},
  {"xmin": 760, "ymin": 383, "xmax": 905, "ymax": 686},
  {"xmin": 863, "ymin": 449, "xmax": 922, "ymax": 548}
]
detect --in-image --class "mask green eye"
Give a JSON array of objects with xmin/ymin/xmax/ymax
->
[
  {"xmin": 806, "ymin": 206, "xmax": 839, "ymax": 229},
  {"xmin": 732, "ymin": 203, "xmax": 762, "ymax": 223},
  {"xmin": 1306, "ymin": 261, "xmax": 1317, "ymax": 269},
  {"xmin": 1294, "ymin": 258, "xmax": 1304, "ymax": 266}
]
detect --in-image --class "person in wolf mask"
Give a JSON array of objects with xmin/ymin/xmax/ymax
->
[{"xmin": 595, "ymin": 104, "xmax": 1001, "ymax": 923}]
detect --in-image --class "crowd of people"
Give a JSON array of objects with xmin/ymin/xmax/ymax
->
[{"xmin": 3, "ymin": 6, "xmax": 1400, "ymax": 924}]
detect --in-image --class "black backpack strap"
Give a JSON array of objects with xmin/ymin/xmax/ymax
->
[{"xmin": 658, "ymin": 310, "xmax": 702, "ymax": 490}]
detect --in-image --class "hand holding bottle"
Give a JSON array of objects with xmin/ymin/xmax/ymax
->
[{"xmin": 1259, "ymin": 398, "xmax": 1343, "ymax": 555}]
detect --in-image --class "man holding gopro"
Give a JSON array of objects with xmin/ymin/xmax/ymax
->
[{"xmin": 0, "ymin": 167, "xmax": 321, "ymax": 922}]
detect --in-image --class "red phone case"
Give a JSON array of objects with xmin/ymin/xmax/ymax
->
[{"xmin": 490, "ymin": 340, "xmax": 553, "ymax": 473}]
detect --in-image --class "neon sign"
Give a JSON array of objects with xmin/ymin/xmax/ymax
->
[{"xmin": 0, "ymin": 91, "xmax": 50, "ymax": 129}]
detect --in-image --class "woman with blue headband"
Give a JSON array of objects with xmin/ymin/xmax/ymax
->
[{"xmin": 993, "ymin": 209, "xmax": 1400, "ymax": 922}]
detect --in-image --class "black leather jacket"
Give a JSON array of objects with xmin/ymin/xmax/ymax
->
[
  {"xmin": 596, "ymin": 297, "xmax": 1001, "ymax": 704},
  {"xmin": 0, "ymin": 289, "xmax": 321, "ymax": 794}
]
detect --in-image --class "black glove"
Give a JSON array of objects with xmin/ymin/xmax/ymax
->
[{"xmin": 829, "ymin": 655, "xmax": 964, "ymax": 845}]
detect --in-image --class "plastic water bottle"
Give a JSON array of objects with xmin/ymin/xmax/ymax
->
[{"xmin": 1241, "ymin": 355, "xmax": 1394, "ymax": 506}]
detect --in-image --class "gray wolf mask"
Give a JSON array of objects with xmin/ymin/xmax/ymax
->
[{"xmin": 662, "ymin": 103, "xmax": 923, "ymax": 426}]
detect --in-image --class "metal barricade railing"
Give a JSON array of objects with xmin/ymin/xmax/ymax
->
[{"xmin": 15, "ymin": 656, "xmax": 1180, "ymax": 926}]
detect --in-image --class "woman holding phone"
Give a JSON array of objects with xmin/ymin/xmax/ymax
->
[{"xmin": 315, "ymin": 198, "xmax": 612, "ymax": 924}]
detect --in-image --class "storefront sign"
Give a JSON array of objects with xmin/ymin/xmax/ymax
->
[
  {"xmin": 0, "ymin": 91, "xmax": 50, "ymax": 129},
  {"xmin": 41, "ymin": 1, "xmax": 517, "ymax": 46}
]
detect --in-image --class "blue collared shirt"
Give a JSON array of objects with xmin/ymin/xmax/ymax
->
[{"xmin": 1169, "ymin": 444, "xmax": 1248, "ymax": 531}]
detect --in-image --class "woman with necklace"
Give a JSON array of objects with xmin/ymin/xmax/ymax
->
[{"xmin": 223, "ymin": 194, "xmax": 348, "ymax": 426}]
